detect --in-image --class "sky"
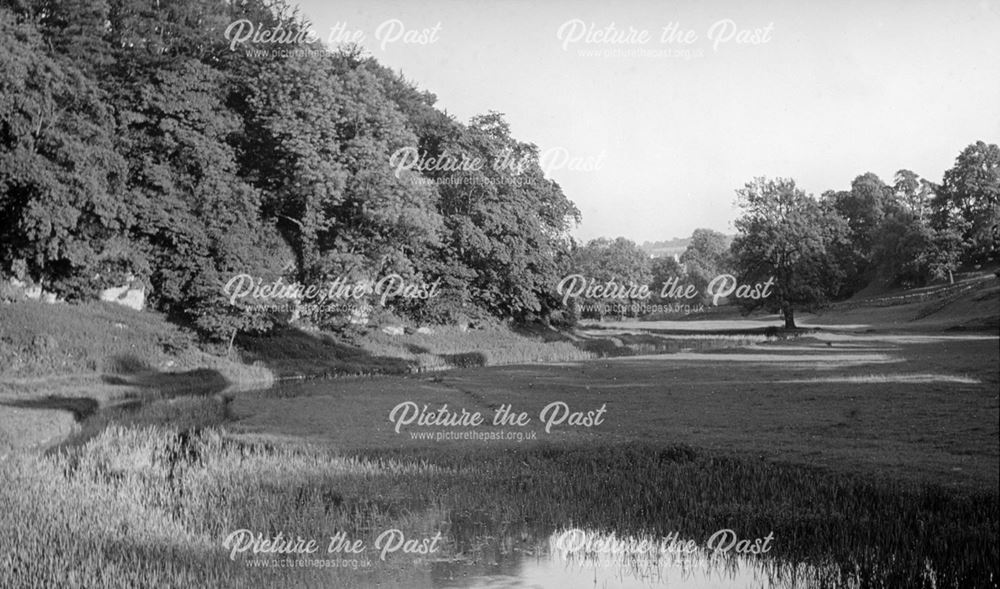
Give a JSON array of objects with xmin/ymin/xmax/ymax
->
[{"xmin": 292, "ymin": 0, "xmax": 1000, "ymax": 244}]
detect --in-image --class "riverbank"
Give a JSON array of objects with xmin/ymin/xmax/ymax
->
[
  {"xmin": 3, "ymin": 274, "xmax": 997, "ymax": 455},
  {"xmin": 0, "ymin": 301, "xmax": 277, "ymax": 454},
  {"xmin": 0, "ymin": 281, "xmax": 997, "ymax": 587},
  {"xmin": 0, "ymin": 301, "xmax": 601, "ymax": 453}
]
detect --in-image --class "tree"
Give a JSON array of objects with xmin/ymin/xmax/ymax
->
[
  {"xmin": 926, "ymin": 225, "xmax": 965, "ymax": 284},
  {"xmin": 933, "ymin": 141, "xmax": 1000, "ymax": 264},
  {"xmin": 0, "ymin": 0, "xmax": 585, "ymax": 340},
  {"xmin": 871, "ymin": 208, "xmax": 935, "ymax": 287},
  {"xmin": 824, "ymin": 172, "xmax": 895, "ymax": 293},
  {"xmin": 571, "ymin": 237, "xmax": 651, "ymax": 318},
  {"xmin": 418, "ymin": 110, "xmax": 580, "ymax": 321},
  {"xmin": 893, "ymin": 169, "xmax": 935, "ymax": 221},
  {"xmin": 0, "ymin": 10, "xmax": 130, "ymax": 299},
  {"xmin": 872, "ymin": 172, "xmax": 965, "ymax": 287},
  {"xmin": 679, "ymin": 228, "xmax": 731, "ymax": 292},
  {"xmin": 731, "ymin": 178, "xmax": 850, "ymax": 328},
  {"xmin": 95, "ymin": 0, "xmax": 300, "ymax": 339},
  {"xmin": 650, "ymin": 255, "xmax": 683, "ymax": 302},
  {"xmin": 239, "ymin": 51, "xmax": 444, "ymax": 324}
]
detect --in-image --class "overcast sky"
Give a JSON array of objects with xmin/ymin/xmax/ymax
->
[{"xmin": 294, "ymin": 0, "xmax": 1000, "ymax": 244}]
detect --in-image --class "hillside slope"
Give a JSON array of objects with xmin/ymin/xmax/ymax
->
[{"xmin": 800, "ymin": 273, "xmax": 999, "ymax": 331}]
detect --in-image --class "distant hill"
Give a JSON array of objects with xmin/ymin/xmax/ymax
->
[
  {"xmin": 641, "ymin": 234, "xmax": 737, "ymax": 259},
  {"xmin": 640, "ymin": 238, "xmax": 690, "ymax": 259}
]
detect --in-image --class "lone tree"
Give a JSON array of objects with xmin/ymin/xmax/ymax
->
[{"xmin": 731, "ymin": 178, "xmax": 850, "ymax": 328}]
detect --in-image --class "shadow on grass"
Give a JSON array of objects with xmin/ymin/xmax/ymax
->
[
  {"xmin": 512, "ymin": 323, "xmax": 578, "ymax": 343},
  {"xmin": 101, "ymin": 366, "xmax": 229, "ymax": 398},
  {"xmin": 236, "ymin": 327, "xmax": 415, "ymax": 378},
  {"xmin": 1, "ymin": 354, "xmax": 229, "ymax": 422},
  {"xmin": 405, "ymin": 343, "xmax": 430, "ymax": 354},
  {"xmin": 7, "ymin": 355, "xmax": 235, "ymax": 455},
  {"xmin": 0, "ymin": 396, "xmax": 100, "ymax": 420}
]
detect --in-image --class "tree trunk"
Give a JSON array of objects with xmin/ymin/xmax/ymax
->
[{"xmin": 782, "ymin": 304, "xmax": 796, "ymax": 329}]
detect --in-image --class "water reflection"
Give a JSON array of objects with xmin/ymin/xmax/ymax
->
[
  {"xmin": 430, "ymin": 538, "xmax": 828, "ymax": 589},
  {"xmin": 426, "ymin": 526, "xmax": 862, "ymax": 589},
  {"xmin": 418, "ymin": 518, "xmax": 964, "ymax": 589}
]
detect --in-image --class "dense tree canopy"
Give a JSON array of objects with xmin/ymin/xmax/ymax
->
[
  {"xmin": 0, "ymin": 10, "xmax": 129, "ymax": 298},
  {"xmin": 0, "ymin": 0, "xmax": 579, "ymax": 338}
]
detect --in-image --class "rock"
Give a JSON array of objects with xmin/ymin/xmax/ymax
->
[{"xmin": 99, "ymin": 283, "xmax": 145, "ymax": 311}]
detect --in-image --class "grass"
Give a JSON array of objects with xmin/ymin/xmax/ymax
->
[
  {"xmin": 1, "ymin": 426, "xmax": 995, "ymax": 588},
  {"xmin": 350, "ymin": 325, "xmax": 594, "ymax": 370},
  {"xmin": 0, "ymin": 300, "xmax": 199, "ymax": 377},
  {"xmin": 0, "ymin": 301, "xmax": 275, "ymax": 397},
  {"xmin": 234, "ymin": 324, "xmax": 599, "ymax": 378},
  {"xmin": 0, "ymin": 299, "xmax": 637, "ymax": 453},
  {"xmin": 777, "ymin": 373, "xmax": 982, "ymax": 384},
  {"xmin": 0, "ymin": 300, "xmax": 276, "ymax": 453},
  {"xmin": 1, "ymin": 281, "xmax": 996, "ymax": 587},
  {"xmin": 231, "ymin": 330, "xmax": 999, "ymax": 490}
]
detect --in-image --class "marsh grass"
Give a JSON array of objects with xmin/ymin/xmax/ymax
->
[
  {"xmin": 352, "ymin": 325, "xmax": 594, "ymax": 370},
  {"xmin": 3, "ymin": 424, "xmax": 996, "ymax": 588},
  {"xmin": 241, "ymin": 324, "xmax": 769, "ymax": 377}
]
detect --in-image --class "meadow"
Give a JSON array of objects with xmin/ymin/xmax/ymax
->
[{"xmin": 1, "ymin": 280, "xmax": 997, "ymax": 588}]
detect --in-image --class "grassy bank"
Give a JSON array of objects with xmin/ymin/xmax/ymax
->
[
  {"xmin": 0, "ymin": 300, "xmax": 631, "ymax": 451},
  {"xmin": 233, "ymin": 324, "xmax": 597, "ymax": 379},
  {"xmin": 0, "ymin": 301, "xmax": 273, "ymax": 453},
  {"xmin": 1, "ymin": 425, "xmax": 995, "ymax": 588},
  {"xmin": 0, "ymin": 301, "xmax": 274, "ymax": 389}
]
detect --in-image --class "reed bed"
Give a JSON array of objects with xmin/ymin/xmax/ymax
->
[{"xmin": 2, "ymin": 424, "xmax": 995, "ymax": 588}]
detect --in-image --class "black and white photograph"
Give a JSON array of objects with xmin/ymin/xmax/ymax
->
[{"xmin": 1, "ymin": 0, "xmax": 998, "ymax": 587}]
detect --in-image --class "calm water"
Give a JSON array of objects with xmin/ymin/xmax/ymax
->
[{"xmin": 431, "ymin": 549, "xmax": 803, "ymax": 589}]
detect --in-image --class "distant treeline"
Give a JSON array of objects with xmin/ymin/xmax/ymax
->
[
  {"xmin": 0, "ymin": 0, "xmax": 580, "ymax": 339},
  {"xmin": 572, "ymin": 146, "xmax": 999, "ymax": 327}
]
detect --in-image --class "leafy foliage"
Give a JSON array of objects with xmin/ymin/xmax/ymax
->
[
  {"xmin": 732, "ymin": 178, "xmax": 850, "ymax": 327},
  {"xmin": 570, "ymin": 237, "xmax": 651, "ymax": 318},
  {"xmin": 679, "ymin": 228, "xmax": 731, "ymax": 292},
  {"xmin": 0, "ymin": 1, "xmax": 579, "ymax": 339},
  {"xmin": 934, "ymin": 141, "xmax": 1000, "ymax": 264},
  {"xmin": 0, "ymin": 11, "xmax": 129, "ymax": 299}
]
